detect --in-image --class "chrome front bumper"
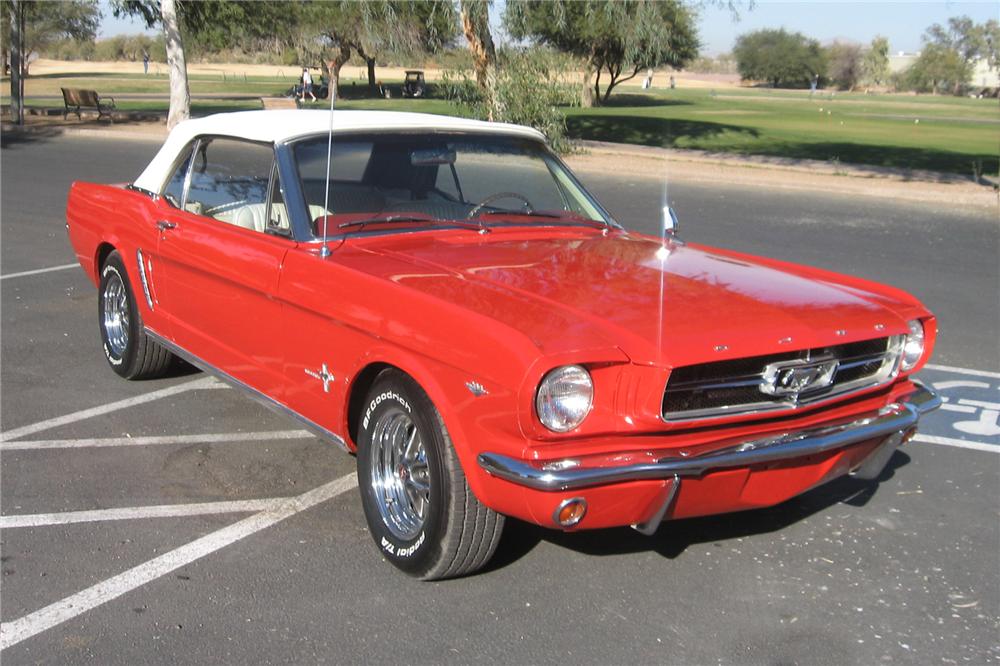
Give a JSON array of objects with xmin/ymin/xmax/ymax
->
[{"xmin": 478, "ymin": 382, "xmax": 940, "ymax": 492}]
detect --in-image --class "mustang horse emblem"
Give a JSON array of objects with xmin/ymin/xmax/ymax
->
[{"xmin": 760, "ymin": 358, "xmax": 840, "ymax": 398}]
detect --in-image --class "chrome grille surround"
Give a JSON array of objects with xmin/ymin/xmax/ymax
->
[{"xmin": 661, "ymin": 336, "xmax": 904, "ymax": 422}]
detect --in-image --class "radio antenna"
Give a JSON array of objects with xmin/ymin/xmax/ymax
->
[{"xmin": 319, "ymin": 68, "xmax": 336, "ymax": 258}]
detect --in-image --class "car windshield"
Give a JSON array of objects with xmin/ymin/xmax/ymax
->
[{"xmin": 292, "ymin": 133, "xmax": 613, "ymax": 238}]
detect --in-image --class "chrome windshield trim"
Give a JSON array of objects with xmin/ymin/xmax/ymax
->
[
  {"xmin": 145, "ymin": 329, "xmax": 349, "ymax": 452},
  {"xmin": 478, "ymin": 382, "xmax": 939, "ymax": 492}
]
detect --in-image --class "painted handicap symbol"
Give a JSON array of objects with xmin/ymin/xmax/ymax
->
[{"xmin": 931, "ymin": 378, "xmax": 1000, "ymax": 438}]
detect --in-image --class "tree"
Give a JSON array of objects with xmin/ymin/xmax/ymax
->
[
  {"xmin": 352, "ymin": 1, "xmax": 456, "ymax": 93},
  {"xmin": 505, "ymin": 0, "xmax": 699, "ymax": 106},
  {"xmin": 914, "ymin": 16, "xmax": 998, "ymax": 95},
  {"xmin": 6, "ymin": 0, "xmax": 24, "ymax": 126},
  {"xmin": 288, "ymin": 1, "xmax": 457, "ymax": 98},
  {"xmin": 983, "ymin": 19, "xmax": 1000, "ymax": 70},
  {"xmin": 904, "ymin": 42, "xmax": 970, "ymax": 95},
  {"xmin": 2, "ymin": 0, "xmax": 99, "ymax": 125},
  {"xmin": 2, "ymin": 0, "xmax": 100, "ymax": 75},
  {"xmin": 113, "ymin": 0, "xmax": 190, "ymax": 129},
  {"xmin": 861, "ymin": 35, "xmax": 890, "ymax": 87},
  {"xmin": 825, "ymin": 40, "xmax": 862, "ymax": 90},
  {"xmin": 459, "ymin": 0, "xmax": 497, "ymax": 114},
  {"xmin": 732, "ymin": 28, "xmax": 825, "ymax": 88}
]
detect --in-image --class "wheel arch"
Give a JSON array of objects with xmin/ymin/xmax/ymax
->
[
  {"xmin": 343, "ymin": 352, "xmax": 477, "ymax": 469},
  {"xmin": 346, "ymin": 361, "xmax": 395, "ymax": 448},
  {"xmin": 95, "ymin": 241, "xmax": 118, "ymax": 281}
]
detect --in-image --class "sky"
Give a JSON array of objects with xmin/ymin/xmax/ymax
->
[{"xmin": 99, "ymin": 1, "xmax": 1000, "ymax": 56}]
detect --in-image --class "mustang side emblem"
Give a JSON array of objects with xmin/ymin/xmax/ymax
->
[
  {"xmin": 760, "ymin": 358, "xmax": 839, "ymax": 399},
  {"xmin": 305, "ymin": 363, "xmax": 335, "ymax": 393}
]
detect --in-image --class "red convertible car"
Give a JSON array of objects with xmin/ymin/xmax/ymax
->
[{"xmin": 67, "ymin": 110, "xmax": 940, "ymax": 579}]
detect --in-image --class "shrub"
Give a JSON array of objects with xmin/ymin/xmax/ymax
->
[{"xmin": 443, "ymin": 47, "xmax": 578, "ymax": 153}]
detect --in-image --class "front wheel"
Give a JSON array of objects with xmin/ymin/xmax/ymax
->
[
  {"xmin": 98, "ymin": 251, "xmax": 174, "ymax": 379},
  {"xmin": 357, "ymin": 370, "xmax": 504, "ymax": 580}
]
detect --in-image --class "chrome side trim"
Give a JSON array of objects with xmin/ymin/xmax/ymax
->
[
  {"xmin": 478, "ymin": 382, "xmax": 940, "ymax": 492},
  {"xmin": 135, "ymin": 249, "xmax": 154, "ymax": 310},
  {"xmin": 145, "ymin": 329, "xmax": 349, "ymax": 452},
  {"xmin": 631, "ymin": 475, "xmax": 680, "ymax": 536}
]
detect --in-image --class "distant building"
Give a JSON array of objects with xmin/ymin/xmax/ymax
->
[
  {"xmin": 969, "ymin": 58, "xmax": 1000, "ymax": 89},
  {"xmin": 888, "ymin": 52, "xmax": 918, "ymax": 74}
]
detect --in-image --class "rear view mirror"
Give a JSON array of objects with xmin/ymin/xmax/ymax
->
[{"xmin": 410, "ymin": 148, "xmax": 456, "ymax": 166}]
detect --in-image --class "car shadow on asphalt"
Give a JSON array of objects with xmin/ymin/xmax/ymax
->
[{"xmin": 484, "ymin": 450, "xmax": 911, "ymax": 572}]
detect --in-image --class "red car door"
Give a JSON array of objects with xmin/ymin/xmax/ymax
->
[{"xmin": 153, "ymin": 138, "xmax": 293, "ymax": 397}]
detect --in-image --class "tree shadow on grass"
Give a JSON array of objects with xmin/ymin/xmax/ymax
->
[
  {"xmin": 566, "ymin": 113, "xmax": 760, "ymax": 148},
  {"xmin": 744, "ymin": 141, "xmax": 999, "ymax": 179},
  {"xmin": 485, "ymin": 449, "xmax": 911, "ymax": 573},
  {"xmin": 566, "ymin": 114, "xmax": 997, "ymax": 178},
  {"xmin": 26, "ymin": 71, "xmax": 152, "ymax": 80},
  {"xmin": 599, "ymin": 93, "xmax": 695, "ymax": 108}
]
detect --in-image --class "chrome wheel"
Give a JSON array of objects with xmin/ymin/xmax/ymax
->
[
  {"xmin": 102, "ymin": 271, "xmax": 129, "ymax": 358},
  {"xmin": 370, "ymin": 408, "xmax": 431, "ymax": 541}
]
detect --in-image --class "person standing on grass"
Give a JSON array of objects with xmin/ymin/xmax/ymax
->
[
  {"xmin": 301, "ymin": 67, "xmax": 316, "ymax": 102},
  {"xmin": 143, "ymin": 51, "xmax": 149, "ymax": 75}
]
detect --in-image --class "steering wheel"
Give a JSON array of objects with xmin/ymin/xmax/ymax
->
[{"xmin": 466, "ymin": 192, "xmax": 535, "ymax": 219}]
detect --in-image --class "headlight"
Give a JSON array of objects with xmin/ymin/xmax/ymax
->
[
  {"xmin": 901, "ymin": 319, "xmax": 925, "ymax": 371},
  {"xmin": 536, "ymin": 365, "xmax": 593, "ymax": 432}
]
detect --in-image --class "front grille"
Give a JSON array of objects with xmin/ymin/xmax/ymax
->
[{"xmin": 662, "ymin": 336, "xmax": 901, "ymax": 421}]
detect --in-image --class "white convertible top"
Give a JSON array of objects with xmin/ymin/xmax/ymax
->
[{"xmin": 133, "ymin": 109, "xmax": 546, "ymax": 192}]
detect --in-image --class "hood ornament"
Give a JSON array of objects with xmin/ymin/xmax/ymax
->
[{"xmin": 661, "ymin": 205, "xmax": 679, "ymax": 236}]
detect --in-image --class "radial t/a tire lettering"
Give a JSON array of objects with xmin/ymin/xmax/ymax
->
[
  {"xmin": 357, "ymin": 370, "xmax": 505, "ymax": 580},
  {"xmin": 98, "ymin": 251, "xmax": 173, "ymax": 380}
]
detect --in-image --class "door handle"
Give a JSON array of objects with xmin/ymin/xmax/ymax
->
[{"xmin": 156, "ymin": 220, "xmax": 177, "ymax": 231}]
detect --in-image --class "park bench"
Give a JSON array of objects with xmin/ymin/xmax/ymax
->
[
  {"xmin": 260, "ymin": 97, "xmax": 299, "ymax": 110},
  {"xmin": 61, "ymin": 87, "xmax": 116, "ymax": 121}
]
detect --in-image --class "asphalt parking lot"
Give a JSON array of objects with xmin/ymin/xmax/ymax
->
[{"xmin": 2, "ymin": 132, "xmax": 998, "ymax": 664}]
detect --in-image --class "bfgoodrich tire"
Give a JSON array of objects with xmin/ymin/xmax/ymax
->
[
  {"xmin": 357, "ymin": 370, "xmax": 505, "ymax": 580},
  {"xmin": 98, "ymin": 251, "xmax": 173, "ymax": 380}
]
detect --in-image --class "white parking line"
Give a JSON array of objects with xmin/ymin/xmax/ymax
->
[
  {"xmin": 0, "ymin": 498, "xmax": 287, "ymax": 528},
  {"xmin": 912, "ymin": 434, "xmax": 999, "ymax": 453},
  {"xmin": 940, "ymin": 403, "xmax": 978, "ymax": 414},
  {"xmin": 924, "ymin": 364, "xmax": 1000, "ymax": 379},
  {"xmin": 0, "ymin": 473, "xmax": 358, "ymax": 651},
  {"xmin": 0, "ymin": 376, "xmax": 226, "ymax": 442},
  {"xmin": 1, "ymin": 429, "xmax": 312, "ymax": 452},
  {"xmin": 0, "ymin": 263, "xmax": 79, "ymax": 281}
]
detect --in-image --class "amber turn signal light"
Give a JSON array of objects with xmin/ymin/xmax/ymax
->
[{"xmin": 553, "ymin": 498, "xmax": 588, "ymax": 528}]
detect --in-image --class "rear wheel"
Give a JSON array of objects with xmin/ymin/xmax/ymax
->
[
  {"xmin": 357, "ymin": 370, "xmax": 504, "ymax": 580},
  {"xmin": 98, "ymin": 251, "xmax": 173, "ymax": 379}
]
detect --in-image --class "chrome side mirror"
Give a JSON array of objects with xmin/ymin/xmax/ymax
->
[{"xmin": 661, "ymin": 205, "xmax": 679, "ymax": 235}]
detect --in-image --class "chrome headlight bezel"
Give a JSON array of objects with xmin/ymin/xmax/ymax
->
[
  {"xmin": 535, "ymin": 365, "xmax": 594, "ymax": 433},
  {"xmin": 900, "ymin": 319, "xmax": 925, "ymax": 371}
]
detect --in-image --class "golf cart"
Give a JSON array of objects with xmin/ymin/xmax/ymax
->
[{"xmin": 402, "ymin": 70, "xmax": 426, "ymax": 98}]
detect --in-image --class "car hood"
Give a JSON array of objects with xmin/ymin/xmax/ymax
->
[{"xmin": 353, "ymin": 229, "xmax": 919, "ymax": 366}]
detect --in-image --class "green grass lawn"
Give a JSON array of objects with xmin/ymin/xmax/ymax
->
[
  {"xmin": 6, "ymin": 73, "xmax": 997, "ymax": 177},
  {"xmin": 560, "ymin": 88, "xmax": 999, "ymax": 176}
]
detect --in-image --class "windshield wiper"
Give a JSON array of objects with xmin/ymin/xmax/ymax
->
[
  {"xmin": 475, "ymin": 209, "xmax": 612, "ymax": 230},
  {"xmin": 338, "ymin": 214, "xmax": 483, "ymax": 232}
]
